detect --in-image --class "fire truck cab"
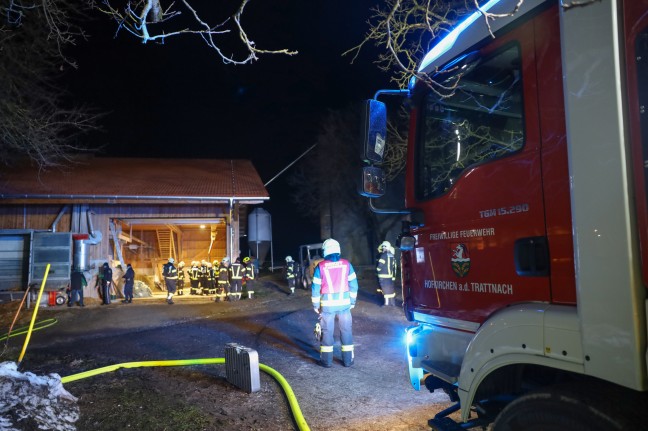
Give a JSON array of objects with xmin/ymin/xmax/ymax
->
[{"xmin": 362, "ymin": 0, "xmax": 648, "ymax": 429}]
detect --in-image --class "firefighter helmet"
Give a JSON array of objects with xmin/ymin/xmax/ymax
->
[
  {"xmin": 222, "ymin": 257, "xmax": 230, "ymax": 263},
  {"xmin": 322, "ymin": 238, "xmax": 341, "ymax": 257},
  {"xmin": 178, "ymin": 261, "xmax": 185, "ymax": 267},
  {"xmin": 285, "ymin": 256, "xmax": 293, "ymax": 262},
  {"xmin": 168, "ymin": 257, "xmax": 175, "ymax": 264},
  {"xmin": 243, "ymin": 257, "xmax": 250, "ymax": 264},
  {"xmin": 378, "ymin": 241, "xmax": 392, "ymax": 253}
]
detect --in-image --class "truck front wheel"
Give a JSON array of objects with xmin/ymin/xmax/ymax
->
[{"xmin": 491, "ymin": 384, "xmax": 627, "ymax": 431}]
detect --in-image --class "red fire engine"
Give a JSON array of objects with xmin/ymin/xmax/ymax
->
[{"xmin": 362, "ymin": 0, "xmax": 648, "ymax": 429}]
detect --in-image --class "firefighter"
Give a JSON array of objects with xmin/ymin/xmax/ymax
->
[
  {"xmin": 121, "ymin": 263, "xmax": 135, "ymax": 303},
  {"xmin": 311, "ymin": 238, "xmax": 359, "ymax": 367},
  {"xmin": 199, "ymin": 259, "xmax": 209, "ymax": 294},
  {"xmin": 243, "ymin": 256, "xmax": 256, "ymax": 299},
  {"xmin": 162, "ymin": 257, "xmax": 178, "ymax": 304},
  {"xmin": 285, "ymin": 255, "xmax": 297, "ymax": 295},
  {"xmin": 177, "ymin": 261, "xmax": 186, "ymax": 296},
  {"xmin": 189, "ymin": 261, "xmax": 200, "ymax": 295},
  {"xmin": 376, "ymin": 240, "xmax": 397, "ymax": 306},
  {"xmin": 206, "ymin": 262, "xmax": 216, "ymax": 295},
  {"xmin": 100, "ymin": 262, "xmax": 113, "ymax": 305},
  {"xmin": 230, "ymin": 257, "xmax": 244, "ymax": 301},
  {"xmin": 215, "ymin": 257, "xmax": 230, "ymax": 302},
  {"xmin": 212, "ymin": 259, "xmax": 221, "ymax": 295}
]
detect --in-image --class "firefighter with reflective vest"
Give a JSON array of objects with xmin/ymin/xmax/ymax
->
[
  {"xmin": 162, "ymin": 257, "xmax": 178, "ymax": 305},
  {"xmin": 376, "ymin": 240, "xmax": 397, "ymax": 306},
  {"xmin": 199, "ymin": 259, "xmax": 209, "ymax": 293},
  {"xmin": 311, "ymin": 238, "xmax": 359, "ymax": 368},
  {"xmin": 243, "ymin": 256, "xmax": 255, "ymax": 299},
  {"xmin": 189, "ymin": 261, "xmax": 200, "ymax": 295},
  {"xmin": 211, "ymin": 260, "xmax": 220, "ymax": 295},
  {"xmin": 230, "ymin": 257, "xmax": 244, "ymax": 301},
  {"xmin": 177, "ymin": 261, "xmax": 186, "ymax": 296},
  {"xmin": 285, "ymin": 255, "xmax": 297, "ymax": 295},
  {"xmin": 215, "ymin": 257, "xmax": 230, "ymax": 302}
]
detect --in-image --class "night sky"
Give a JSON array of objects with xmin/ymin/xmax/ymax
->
[{"xmin": 64, "ymin": 1, "xmax": 392, "ymax": 259}]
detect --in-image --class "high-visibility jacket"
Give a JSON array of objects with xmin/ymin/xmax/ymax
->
[
  {"xmin": 311, "ymin": 257, "xmax": 359, "ymax": 313},
  {"xmin": 190, "ymin": 265, "xmax": 200, "ymax": 281},
  {"xmin": 162, "ymin": 262, "xmax": 178, "ymax": 280},
  {"xmin": 218, "ymin": 266, "xmax": 230, "ymax": 285},
  {"xmin": 376, "ymin": 251, "xmax": 396, "ymax": 281},
  {"xmin": 286, "ymin": 262, "xmax": 297, "ymax": 280},
  {"xmin": 244, "ymin": 264, "xmax": 255, "ymax": 280},
  {"xmin": 231, "ymin": 262, "xmax": 244, "ymax": 280},
  {"xmin": 178, "ymin": 267, "xmax": 185, "ymax": 281}
]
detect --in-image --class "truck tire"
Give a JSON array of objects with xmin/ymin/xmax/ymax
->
[{"xmin": 491, "ymin": 383, "xmax": 630, "ymax": 431}]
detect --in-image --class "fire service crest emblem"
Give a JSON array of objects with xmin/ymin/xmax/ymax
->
[{"xmin": 451, "ymin": 243, "xmax": 470, "ymax": 277}]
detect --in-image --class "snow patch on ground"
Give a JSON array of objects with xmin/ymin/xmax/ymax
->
[{"xmin": 0, "ymin": 361, "xmax": 79, "ymax": 431}]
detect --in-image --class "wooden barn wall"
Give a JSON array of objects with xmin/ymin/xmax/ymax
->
[{"xmin": 0, "ymin": 203, "xmax": 243, "ymax": 288}]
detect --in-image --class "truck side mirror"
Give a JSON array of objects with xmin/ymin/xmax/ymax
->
[
  {"xmin": 359, "ymin": 166, "xmax": 386, "ymax": 198},
  {"xmin": 361, "ymin": 99, "xmax": 387, "ymax": 163}
]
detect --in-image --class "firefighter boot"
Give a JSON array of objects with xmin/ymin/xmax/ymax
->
[
  {"xmin": 342, "ymin": 347, "xmax": 354, "ymax": 367},
  {"xmin": 320, "ymin": 350, "xmax": 333, "ymax": 368}
]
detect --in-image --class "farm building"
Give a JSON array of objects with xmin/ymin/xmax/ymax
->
[{"xmin": 0, "ymin": 157, "xmax": 269, "ymax": 300}]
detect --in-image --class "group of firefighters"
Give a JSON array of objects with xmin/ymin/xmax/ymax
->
[
  {"xmin": 162, "ymin": 256, "xmax": 257, "ymax": 305},
  {"xmin": 158, "ymin": 238, "xmax": 396, "ymax": 369}
]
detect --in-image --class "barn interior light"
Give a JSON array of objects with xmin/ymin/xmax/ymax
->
[{"xmin": 200, "ymin": 224, "xmax": 206, "ymax": 229}]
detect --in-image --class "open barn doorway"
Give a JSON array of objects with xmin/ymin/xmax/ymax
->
[{"xmin": 109, "ymin": 217, "xmax": 228, "ymax": 294}]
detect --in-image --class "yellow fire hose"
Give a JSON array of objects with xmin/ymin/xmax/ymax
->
[
  {"xmin": 3, "ymin": 263, "xmax": 311, "ymax": 431},
  {"xmin": 61, "ymin": 359, "xmax": 310, "ymax": 431}
]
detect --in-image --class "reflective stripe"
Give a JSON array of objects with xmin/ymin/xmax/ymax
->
[
  {"xmin": 320, "ymin": 298, "xmax": 351, "ymax": 306},
  {"xmin": 320, "ymin": 345, "xmax": 334, "ymax": 353},
  {"xmin": 384, "ymin": 292, "xmax": 396, "ymax": 299},
  {"xmin": 341, "ymin": 345, "xmax": 354, "ymax": 352},
  {"xmin": 378, "ymin": 274, "xmax": 392, "ymax": 279},
  {"xmin": 311, "ymin": 297, "xmax": 321, "ymax": 305},
  {"xmin": 313, "ymin": 276, "xmax": 321, "ymax": 284},
  {"xmin": 349, "ymin": 292, "xmax": 357, "ymax": 299},
  {"xmin": 348, "ymin": 272, "xmax": 356, "ymax": 281}
]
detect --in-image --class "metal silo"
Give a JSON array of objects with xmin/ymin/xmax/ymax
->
[{"xmin": 247, "ymin": 208, "xmax": 272, "ymax": 270}]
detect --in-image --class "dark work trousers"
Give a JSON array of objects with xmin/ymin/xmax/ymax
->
[{"xmin": 320, "ymin": 309, "xmax": 354, "ymax": 367}]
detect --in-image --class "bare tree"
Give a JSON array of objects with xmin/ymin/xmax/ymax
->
[
  {"xmin": 0, "ymin": 1, "xmax": 97, "ymax": 169},
  {"xmin": 290, "ymin": 107, "xmax": 403, "ymax": 263},
  {"xmin": 91, "ymin": 0, "xmax": 297, "ymax": 64},
  {"xmin": 1, "ymin": 0, "xmax": 296, "ymax": 169}
]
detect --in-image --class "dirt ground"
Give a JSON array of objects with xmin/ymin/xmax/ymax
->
[{"xmin": 0, "ymin": 272, "xmax": 456, "ymax": 431}]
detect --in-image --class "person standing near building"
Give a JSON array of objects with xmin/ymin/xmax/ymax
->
[
  {"xmin": 285, "ymin": 256, "xmax": 297, "ymax": 295},
  {"xmin": 68, "ymin": 266, "xmax": 87, "ymax": 307},
  {"xmin": 121, "ymin": 263, "xmax": 135, "ymax": 303},
  {"xmin": 215, "ymin": 257, "xmax": 230, "ymax": 302},
  {"xmin": 162, "ymin": 257, "xmax": 178, "ymax": 305},
  {"xmin": 100, "ymin": 262, "xmax": 113, "ymax": 305},
  {"xmin": 177, "ymin": 261, "xmax": 186, "ymax": 296},
  {"xmin": 189, "ymin": 261, "xmax": 200, "ymax": 295},
  {"xmin": 376, "ymin": 241, "xmax": 397, "ymax": 306},
  {"xmin": 311, "ymin": 238, "xmax": 359, "ymax": 368},
  {"xmin": 211, "ymin": 260, "xmax": 220, "ymax": 295},
  {"xmin": 243, "ymin": 256, "xmax": 256, "ymax": 299},
  {"xmin": 229, "ymin": 257, "xmax": 244, "ymax": 301}
]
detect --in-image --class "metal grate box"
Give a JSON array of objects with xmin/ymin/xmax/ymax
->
[{"xmin": 225, "ymin": 343, "xmax": 260, "ymax": 393}]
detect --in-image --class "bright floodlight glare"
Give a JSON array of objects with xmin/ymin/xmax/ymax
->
[{"xmin": 418, "ymin": 0, "xmax": 502, "ymax": 72}]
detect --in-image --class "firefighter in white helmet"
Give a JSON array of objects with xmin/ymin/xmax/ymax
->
[
  {"xmin": 311, "ymin": 238, "xmax": 359, "ymax": 367},
  {"xmin": 285, "ymin": 255, "xmax": 297, "ymax": 295},
  {"xmin": 189, "ymin": 261, "xmax": 200, "ymax": 295},
  {"xmin": 376, "ymin": 240, "xmax": 397, "ymax": 306}
]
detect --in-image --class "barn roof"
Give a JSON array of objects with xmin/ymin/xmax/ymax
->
[{"xmin": 0, "ymin": 157, "xmax": 269, "ymax": 204}]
